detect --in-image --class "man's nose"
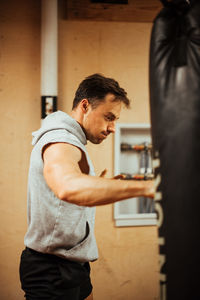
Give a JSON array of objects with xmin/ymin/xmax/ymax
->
[{"xmin": 107, "ymin": 122, "xmax": 115, "ymax": 133}]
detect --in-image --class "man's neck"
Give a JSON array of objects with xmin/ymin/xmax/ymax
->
[{"xmin": 70, "ymin": 109, "xmax": 87, "ymax": 136}]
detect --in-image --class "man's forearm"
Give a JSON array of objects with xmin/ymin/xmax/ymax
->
[{"xmin": 58, "ymin": 174, "xmax": 154, "ymax": 207}]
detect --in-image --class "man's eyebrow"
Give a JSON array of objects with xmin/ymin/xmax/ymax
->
[{"xmin": 106, "ymin": 112, "xmax": 119, "ymax": 120}]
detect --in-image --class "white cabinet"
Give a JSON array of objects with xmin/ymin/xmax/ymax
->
[{"xmin": 114, "ymin": 123, "xmax": 157, "ymax": 227}]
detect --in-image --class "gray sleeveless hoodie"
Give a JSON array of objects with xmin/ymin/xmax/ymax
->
[{"xmin": 24, "ymin": 111, "xmax": 98, "ymax": 262}]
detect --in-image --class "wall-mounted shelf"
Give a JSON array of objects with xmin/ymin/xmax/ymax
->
[{"xmin": 114, "ymin": 123, "xmax": 157, "ymax": 227}]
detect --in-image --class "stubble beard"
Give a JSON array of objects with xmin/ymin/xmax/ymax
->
[{"xmin": 85, "ymin": 131, "xmax": 105, "ymax": 144}]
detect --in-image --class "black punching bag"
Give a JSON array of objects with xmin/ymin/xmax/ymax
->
[{"xmin": 149, "ymin": 0, "xmax": 200, "ymax": 299}]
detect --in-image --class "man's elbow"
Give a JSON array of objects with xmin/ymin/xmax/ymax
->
[
  {"xmin": 54, "ymin": 174, "xmax": 94, "ymax": 207},
  {"xmin": 57, "ymin": 185, "xmax": 87, "ymax": 207},
  {"xmin": 58, "ymin": 186, "xmax": 77, "ymax": 203}
]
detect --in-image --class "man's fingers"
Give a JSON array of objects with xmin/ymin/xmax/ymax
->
[
  {"xmin": 99, "ymin": 169, "xmax": 108, "ymax": 177},
  {"xmin": 113, "ymin": 174, "xmax": 126, "ymax": 180}
]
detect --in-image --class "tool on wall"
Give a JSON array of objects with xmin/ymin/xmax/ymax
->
[{"xmin": 120, "ymin": 142, "xmax": 155, "ymax": 213}]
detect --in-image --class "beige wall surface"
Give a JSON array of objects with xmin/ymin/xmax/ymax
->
[
  {"xmin": 0, "ymin": 0, "xmax": 41, "ymax": 299},
  {"xmin": 0, "ymin": 0, "xmax": 159, "ymax": 299}
]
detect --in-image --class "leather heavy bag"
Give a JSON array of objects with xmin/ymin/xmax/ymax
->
[{"xmin": 149, "ymin": 1, "xmax": 200, "ymax": 299}]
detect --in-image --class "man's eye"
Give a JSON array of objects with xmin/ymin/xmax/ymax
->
[{"xmin": 105, "ymin": 116, "xmax": 112, "ymax": 121}]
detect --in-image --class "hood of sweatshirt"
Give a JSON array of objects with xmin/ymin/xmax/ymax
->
[{"xmin": 32, "ymin": 111, "xmax": 87, "ymax": 146}]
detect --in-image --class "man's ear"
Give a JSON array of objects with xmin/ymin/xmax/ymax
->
[{"xmin": 81, "ymin": 99, "xmax": 89, "ymax": 113}]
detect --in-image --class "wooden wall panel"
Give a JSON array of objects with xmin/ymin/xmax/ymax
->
[
  {"xmin": 66, "ymin": 0, "xmax": 162, "ymax": 22},
  {"xmin": 0, "ymin": 0, "xmax": 40, "ymax": 299}
]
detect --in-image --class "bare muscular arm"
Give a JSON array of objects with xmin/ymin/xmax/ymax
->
[{"xmin": 43, "ymin": 143, "xmax": 154, "ymax": 207}]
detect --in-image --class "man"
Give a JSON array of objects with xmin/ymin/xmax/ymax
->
[{"xmin": 20, "ymin": 74, "xmax": 154, "ymax": 300}]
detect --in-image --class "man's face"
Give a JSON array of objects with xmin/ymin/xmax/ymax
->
[{"xmin": 83, "ymin": 93, "xmax": 122, "ymax": 144}]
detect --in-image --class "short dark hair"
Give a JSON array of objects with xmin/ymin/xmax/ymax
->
[{"xmin": 72, "ymin": 73, "xmax": 130, "ymax": 110}]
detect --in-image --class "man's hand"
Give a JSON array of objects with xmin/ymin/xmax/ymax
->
[
  {"xmin": 99, "ymin": 169, "xmax": 127, "ymax": 180},
  {"xmin": 99, "ymin": 169, "xmax": 107, "ymax": 177},
  {"xmin": 144, "ymin": 180, "xmax": 155, "ymax": 198}
]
